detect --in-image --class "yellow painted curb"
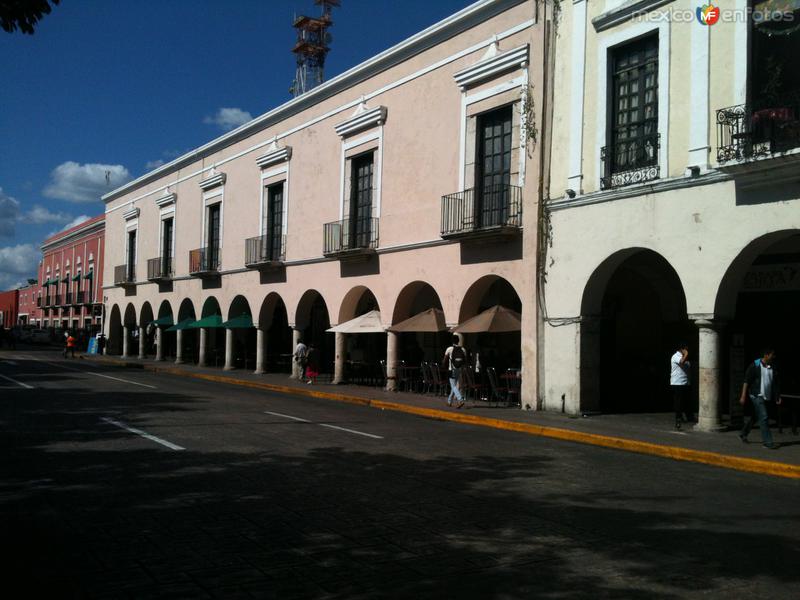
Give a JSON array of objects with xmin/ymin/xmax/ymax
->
[{"xmin": 84, "ymin": 356, "xmax": 800, "ymax": 480}]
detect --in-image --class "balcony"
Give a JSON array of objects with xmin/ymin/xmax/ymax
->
[
  {"xmin": 114, "ymin": 264, "xmax": 136, "ymax": 287},
  {"xmin": 189, "ymin": 247, "xmax": 221, "ymax": 277},
  {"xmin": 65, "ymin": 292, "xmax": 73, "ymax": 305},
  {"xmin": 245, "ymin": 234, "xmax": 286, "ymax": 269},
  {"xmin": 76, "ymin": 291, "xmax": 86, "ymax": 305},
  {"xmin": 717, "ymin": 94, "xmax": 800, "ymax": 171},
  {"xmin": 440, "ymin": 184, "xmax": 522, "ymax": 240},
  {"xmin": 323, "ymin": 218, "xmax": 378, "ymax": 260},
  {"xmin": 147, "ymin": 257, "xmax": 174, "ymax": 282},
  {"xmin": 600, "ymin": 133, "xmax": 660, "ymax": 190}
]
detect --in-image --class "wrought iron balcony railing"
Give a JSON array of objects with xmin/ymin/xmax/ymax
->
[
  {"xmin": 189, "ymin": 247, "xmax": 221, "ymax": 276},
  {"xmin": 76, "ymin": 291, "xmax": 86, "ymax": 305},
  {"xmin": 717, "ymin": 95, "xmax": 800, "ymax": 162},
  {"xmin": 600, "ymin": 133, "xmax": 660, "ymax": 190},
  {"xmin": 245, "ymin": 234, "xmax": 286, "ymax": 267},
  {"xmin": 323, "ymin": 218, "xmax": 379, "ymax": 256},
  {"xmin": 440, "ymin": 183, "xmax": 523, "ymax": 239},
  {"xmin": 65, "ymin": 292, "xmax": 73, "ymax": 305},
  {"xmin": 114, "ymin": 264, "xmax": 136, "ymax": 286},
  {"xmin": 51, "ymin": 294, "xmax": 62, "ymax": 306},
  {"xmin": 147, "ymin": 257, "xmax": 174, "ymax": 281}
]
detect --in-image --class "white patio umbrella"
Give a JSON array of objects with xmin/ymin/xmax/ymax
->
[{"xmin": 326, "ymin": 310, "xmax": 385, "ymax": 333}]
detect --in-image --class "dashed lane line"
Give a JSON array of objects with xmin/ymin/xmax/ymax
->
[
  {"xmin": 264, "ymin": 410, "xmax": 383, "ymax": 439},
  {"xmin": 0, "ymin": 373, "xmax": 33, "ymax": 389},
  {"xmin": 88, "ymin": 372, "xmax": 157, "ymax": 389},
  {"xmin": 100, "ymin": 417, "xmax": 185, "ymax": 451}
]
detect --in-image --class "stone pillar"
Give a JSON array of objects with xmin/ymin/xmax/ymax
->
[
  {"xmin": 291, "ymin": 328, "xmax": 302, "ymax": 379},
  {"xmin": 333, "ymin": 332, "xmax": 345, "ymax": 384},
  {"xmin": 155, "ymin": 326, "xmax": 164, "ymax": 361},
  {"xmin": 122, "ymin": 325, "xmax": 130, "ymax": 358},
  {"xmin": 578, "ymin": 317, "xmax": 602, "ymax": 413},
  {"xmin": 252, "ymin": 327, "xmax": 264, "ymax": 374},
  {"xmin": 224, "ymin": 328, "xmax": 235, "ymax": 371},
  {"xmin": 198, "ymin": 327, "xmax": 208, "ymax": 367},
  {"xmin": 385, "ymin": 331, "xmax": 398, "ymax": 391},
  {"xmin": 138, "ymin": 326, "xmax": 147, "ymax": 360},
  {"xmin": 695, "ymin": 319, "xmax": 724, "ymax": 432},
  {"xmin": 175, "ymin": 329, "xmax": 184, "ymax": 364}
]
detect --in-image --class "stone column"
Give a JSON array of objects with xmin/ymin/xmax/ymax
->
[
  {"xmin": 385, "ymin": 331, "xmax": 398, "ymax": 392},
  {"xmin": 198, "ymin": 327, "xmax": 208, "ymax": 367},
  {"xmin": 291, "ymin": 328, "xmax": 302, "ymax": 379},
  {"xmin": 578, "ymin": 317, "xmax": 602, "ymax": 413},
  {"xmin": 138, "ymin": 326, "xmax": 147, "ymax": 360},
  {"xmin": 122, "ymin": 325, "xmax": 130, "ymax": 358},
  {"xmin": 155, "ymin": 326, "xmax": 164, "ymax": 361},
  {"xmin": 333, "ymin": 332, "xmax": 345, "ymax": 384},
  {"xmin": 254, "ymin": 327, "xmax": 266, "ymax": 374},
  {"xmin": 224, "ymin": 328, "xmax": 235, "ymax": 371},
  {"xmin": 695, "ymin": 319, "xmax": 724, "ymax": 432},
  {"xmin": 175, "ymin": 329, "xmax": 184, "ymax": 364}
]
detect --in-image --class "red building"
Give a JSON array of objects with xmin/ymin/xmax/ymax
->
[
  {"xmin": 16, "ymin": 283, "xmax": 41, "ymax": 326},
  {"xmin": 0, "ymin": 289, "xmax": 19, "ymax": 329},
  {"xmin": 39, "ymin": 215, "xmax": 105, "ymax": 333}
]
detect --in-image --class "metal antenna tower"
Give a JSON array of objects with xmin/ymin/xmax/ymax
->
[{"xmin": 290, "ymin": 0, "xmax": 339, "ymax": 97}]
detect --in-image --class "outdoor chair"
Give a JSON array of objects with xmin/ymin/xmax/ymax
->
[
  {"xmin": 460, "ymin": 367, "xmax": 484, "ymax": 403},
  {"xmin": 487, "ymin": 367, "xmax": 510, "ymax": 405},
  {"xmin": 378, "ymin": 360, "xmax": 388, "ymax": 388},
  {"xmin": 396, "ymin": 360, "xmax": 412, "ymax": 392},
  {"xmin": 420, "ymin": 361, "xmax": 432, "ymax": 395},
  {"xmin": 430, "ymin": 361, "xmax": 445, "ymax": 396}
]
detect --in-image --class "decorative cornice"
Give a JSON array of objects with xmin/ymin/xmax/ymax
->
[
  {"xmin": 592, "ymin": 0, "xmax": 674, "ymax": 32},
  {"xmin": 199, "ymin": 172, "xmax": 226, "ymax": 191},
  {"xmin": 155, "ymin": 192, "xmax": 176, "ymax": 207},
  {"xmin": 40, "ymin": 218, "xmax": 105, "ymax": 252},
  {"xmin": 334, "ymin": 103, "xmax": 387, "ymax": 137},
  {"xmin": 255, "ymin": 142, "xmax": 292, "ymax": 168},
  {"xmin": 122, "ymin": 207, "xmax": 140, "ymax": 221},
  {"xmin": 453, "ymin": 43, "xmax": 529, "ymax": 90}
]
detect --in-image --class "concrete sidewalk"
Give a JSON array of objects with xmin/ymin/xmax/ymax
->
[{"xmin": 80, "ymin": 352, "xmax": 800, "ymax": 478}]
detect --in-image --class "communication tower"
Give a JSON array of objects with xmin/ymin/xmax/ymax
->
[{"xmin": 290, "ymin": 0, "xmax": 339, "ymax": 97}]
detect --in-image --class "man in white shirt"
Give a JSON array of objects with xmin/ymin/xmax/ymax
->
[
  {"xmin": 670, "ymin": 342, "xmax": 691, "ymax": 430},
  {"xmin": 293, "ymin": 339, "xmax": 308, "ymax": 379},
  {"xmin": 443, "ymin": 335, "xmax": 467, "ymax": 408}
]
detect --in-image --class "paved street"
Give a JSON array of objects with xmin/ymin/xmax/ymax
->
[{"xmin": 1, "ymin": 349, "xmax": 799, "ymax": 599}]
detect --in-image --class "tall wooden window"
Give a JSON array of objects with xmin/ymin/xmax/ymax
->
[
  {"xmin": 264, "ymin": 183, "xmax": 284, "ymax": 261},
  {"xmin": 608, "ymin": 35, "xmax": 658, "ymax": 176},
  {"xmin": 161, "ymin": 217, "xmax": 173, "ymax": 273},
  {"xmin": 126, "ymin": 230, "xmax": 136, "ymax": 280},
  {"xmin": 207, "ymin": 204, "xmax": 221, "ymax": 268},
  {"xmin": 476, "ymin": 105, "xmax": 512, "ymax": 227},
  {"xmin": 349, "ymin": 153, "xmax": 373, "ymax": 249}
]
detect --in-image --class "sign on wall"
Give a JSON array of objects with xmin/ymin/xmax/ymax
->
[{"xmin": 741, "ymin": 263, "xmax": 800, "ymax": 292}]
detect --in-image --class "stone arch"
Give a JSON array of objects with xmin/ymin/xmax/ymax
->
[
  {"xmin": 157, "ymin": 300, "xmax": 173, "ymax": 320},
  {"xmin": 157, "ymin": 299, "xmax": 176, "ymax": 361},
  {"xmin": 458, "ymin": 275, "xmax": 522, "ymax": 323},
  {"xmin": 226, "ymin": 295, "xmax": 255, "ymax": 370},
  {"xmin": 177, "ymin": 298, "xmax": 196, "ymax": 322},
  {"xmin": 107, "ymin": 304, "xmax": 122, "ymax": 355},
  {"xmin": 177, "ymin": 298, "xmax": 198, "ymax": 364},
  {"xmin": 227, "ymin": 295, "xmax": 252, "ymax": 321},
  {"xmin": 201, "ymin": 296, "xmax": 222, "ymax": 319},
  {"xmin": 390, "ymin": 281, "xmax": 446, "ymax": 365},
  {"xmin": 338, "ymin": 285, "xmax": 380, "ymax": 324},
  {"xmin": 580, "ymin": 248, "xmax": 689, "ymax": 414},
  {"xmin": 139, "ymin": 301, "xmax": 154, "ymax": 328},
  {"xmin": 390, "ymin": 281, "xmax": 443, "ymax": 324},
  {"xmin": 295, "ymin": 290, "xmax": 332, "ymax": 374}
]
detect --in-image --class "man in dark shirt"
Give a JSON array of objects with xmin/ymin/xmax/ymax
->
[{"xmin": 739, "ymin": 347, "xmax": 781, "ymax": 449}]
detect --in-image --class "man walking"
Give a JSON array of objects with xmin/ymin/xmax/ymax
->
[
  {"xmin": 670, "ymin": 342, "xmax": 691, "ymax": 430},
  {"xmin": 740, "ymin": 347, "xmax": 781, "ymax": 449},
  {"xmin": 293, "ymin": 338, "xmax": 308, "ymax": 380},
  {"xmin": 443, "ymin": 335, "xmax": 467, "ymax": 408}
]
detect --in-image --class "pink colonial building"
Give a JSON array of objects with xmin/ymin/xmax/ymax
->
[
  {"xmin": 39, "ymin": 215, "xmax": 105, "ymax": 333},
  {"xmin": 16, "ymin": 284, "xmax": 41, "ymax": 326},
  {"xmin": 102, "ymin": 0, "xmax": 551, "ymax": 407}
]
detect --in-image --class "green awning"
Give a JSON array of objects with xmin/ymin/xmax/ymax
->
[
  {"xmin": 222, "ymin": 314, "xmax": 253, "ymax": 329},
  {"xmin": 51, "ymin": 277, "xmax": 59, "ymax": 285},
  {"xmin": 72, "ymin": 273, "xmax": 81, "ymax": 282},
  {"xmin": 84, "ymin": 270, "xmax": 93, "ymax": 280},
  {"xmin": 187, "ymin": 314, "xmax": 224, "ymax": 329},
  {"xmin": 43, "ymin": 279, "xmax": 51, "ymax": 286},
  {"xmin": 150, "ymin": 315, "xmax": 174, "ymax": 327},
  {"xmin": 166, "ymin": 318, "xmax": 196, "ymax": 332}
]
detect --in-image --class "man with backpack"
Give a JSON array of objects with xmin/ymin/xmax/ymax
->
[{"xmin": 444, "ymin": 335, "xmax": 467, "ymax": 408}]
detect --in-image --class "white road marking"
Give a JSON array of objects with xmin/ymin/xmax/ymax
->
[
  {"xmin": 264, "ymin": 410, "xmax": 382, "ymax": 439},
  {"xmin": 0, "ymin": 373, "xmax": 33, "ymax": 389},
  {"xmin": 319, "ymin": 423, "xmax": 384, "ymax": 439},
  {"xmin": 100, "ymin": 417, "xmax": 185, "ymax": 451},
  {"xmin": 264, "ymin": 410, "xmax": 310, "ymax": 423},
  {"xmin": 88, "ymin": 372, "xmax": 157, "ymax": 389},
  {"xmin": 1, "ymin": 360, "xmax": 18, "ymax": 366}
]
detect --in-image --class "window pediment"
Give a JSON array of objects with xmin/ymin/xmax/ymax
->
[
  {"xmin": 155, "ymin": 192, "xmax": 176, "ymax": 207},
  {"xmin": 453, "ymin": 43, "xmax": 529, "ymax": 91},
  {"xmin": 335, "ymin": 102, "xmax": 387, "ymax": 138},
  {"xmin": 122, "ymin": 207, "xmax": 140, "ymax": 221},
  {"xmin": 256, "ymin": 141, "xmax": 293, "ymax": 168},
  {"xmin": 199, "ymin": 170, "xmax": 226, "ymax": 191}
]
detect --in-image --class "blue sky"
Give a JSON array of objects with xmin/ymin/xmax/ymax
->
[{"xmin": 0, "ymin": 0, "xmax": 474, "ymax": 289}]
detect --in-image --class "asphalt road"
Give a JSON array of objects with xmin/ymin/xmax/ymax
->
[{"xmin": 1, "ymin": 349, "xmax": 798, "ymax": 599}]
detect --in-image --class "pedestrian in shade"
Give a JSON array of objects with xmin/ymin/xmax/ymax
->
[
  {"xmin": 443, "ymin": 335, "xmax": 467, "ymax": 408},
  {"xmin": 670, "ymin": 342, "xmax": 691, "ymax": 430},
  {"xmin": 294, "ymin": 338, "xmax": 308, "ymax": 379},
  {"xmin": 740, "ymin": 347, "xmax": 781, "ymax": 449},
  {"xmin": 305, "ymin": 342, "xmax": 319, "ymax": 384}
]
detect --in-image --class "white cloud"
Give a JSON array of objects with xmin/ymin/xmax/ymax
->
[
  {"xmin": 145, "ymin": 159, "xmax": 165, "ymax": 170},
  {"xmin": 20, "ymin": 205, "xmax": 73, "ymax": 225},
  {"xmin": 43, "ymin": 161, "xmax": 132, "ymax": 203},
  {"xmin": 0, "ymin": 244, "xmax": 39, "ymax": 290},
  {"xmin": 203, "ymin": 107, "xmax": 253, "ymax": 131},
  {"xmin": 0, "ymin": 188, "xmax": 21, "ymax": 238},
  {"xmin": 48, "ymin": 215, "xmax": 92, "ymax": 238}
]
